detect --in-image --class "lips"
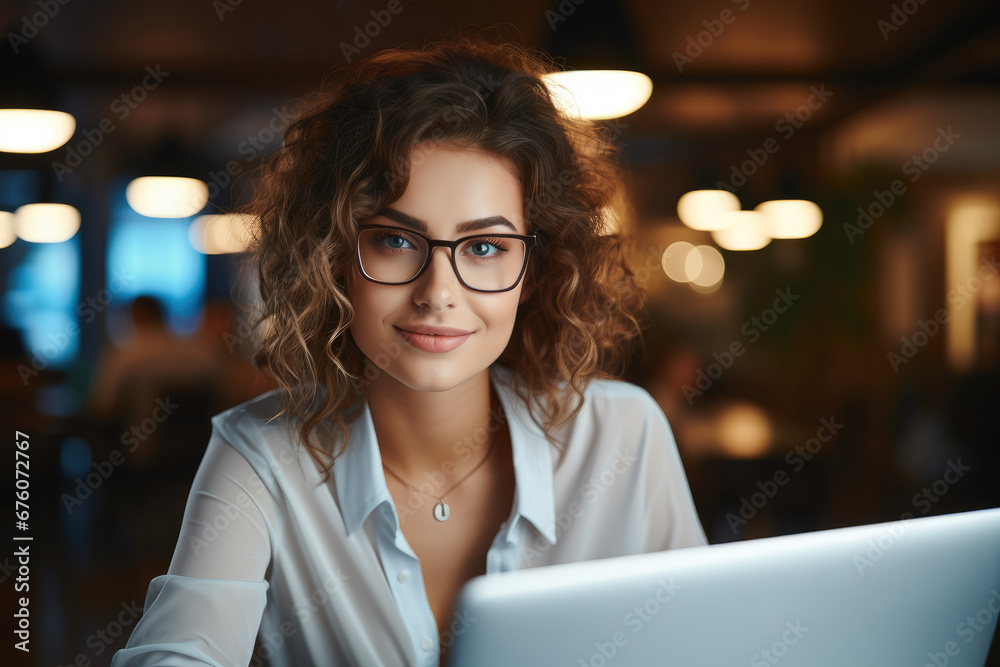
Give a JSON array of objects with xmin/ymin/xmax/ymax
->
[
  {"xmin": 394, "ymin": 325, "xmax": 473, "ymax": 337},
  {"xmin": 394, "ymin": 325, "xmax": 473, "ymax": 353}
]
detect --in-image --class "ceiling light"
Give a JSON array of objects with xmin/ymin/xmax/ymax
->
[
  {"xmin": 126, "ymin": 177, "xmax": 209, "ymax": 218},
  {"xmin": 189, "ymin": 214, "xmax": 256, "ymax": 254},
  {"xmin": 711, "ymin": 210, "xmax": 772, "ymax": 251},
  {"xmin": 677, "ymin": 190, "xmax": 742, "ymax": 231},
  {"xmin": 0, "ymin": 109, "xmax": 76, "ymax": 154},
  {"xmin": 756, "ymin": 199, "xmax": 823, "ymax": 239},
  {"xmin": 543, "ymin": 70, "xmax": 653, "ymax": 120},
  {"xmin": 13, "ymin": 203, "xmax": 81, "ymax": 243},
  {"xmin": 0, "ymin": 211, "xmax": 15, "ymax": 248}
]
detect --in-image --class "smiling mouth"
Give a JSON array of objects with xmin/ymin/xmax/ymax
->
[
  {"xmin": 394, "ymin": 325, "xmax": 473, "ymax": 337},
  {"xmin": 393, "ymin": 326, "xmax": 473, "ymax": 352}
]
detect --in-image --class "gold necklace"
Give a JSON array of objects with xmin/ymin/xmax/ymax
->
[{"xmin": 381, "ymin": 435, "xmax": 499, "ymax": 522}]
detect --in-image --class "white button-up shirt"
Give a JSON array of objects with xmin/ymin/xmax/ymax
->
[{"xmin": 112, "ymin": 363, "xmax": 707, "ymax": 666}]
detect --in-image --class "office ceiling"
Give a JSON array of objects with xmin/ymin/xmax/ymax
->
[{"xmin": 1, "ymin": 0, "xmax": 998, "ymax": 202}]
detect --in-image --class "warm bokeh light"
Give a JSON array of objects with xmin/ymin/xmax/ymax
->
[
  {"xmin": 189, "ymin": 214, "xmax": 257, "ymax": 254},
  {"xmin": 661, "ymin": 241, "xmax": 696, "ymax": 282},
  {"xmin": 543, "ymin": 70, "xmax": 653, "ymax": 120},
  {"xmin": 0, "ymin": 211, "xmax": 15, "ymax": 248},
  {"xmin": 677, "ymin": 190, "xmax": 742, "ymax": 231},
  {"xmin": 687, "ymin": 244, "xmax": 725, "ymax": 288},
  {"xmin": 0, "ymin": 109, "xmax": 77, "ymax": 153},
  {"xmin": 126, "ymin": 177, "xmax": 209, "ymax": 218},
  {"xmin": 711, "ymin": 210, "xmax": 772, "ymax": 251},
  {"xmin": 716, "ymin": 402, "xmax": 773, "ymax": 458},
  {"xmin": 661, "ymin": 242, "xmax": 726, "ymax": 292},
  {"xmin": 945, "ymin": 198, "xmax": 1000, "ymax": 373},
  {"xmin": 13, "ymin": 203, "xmax": 81, "ymax": 243},
  {"xmin": 756, "ymin": 199, "xmax": 823, "ymax": 239}
]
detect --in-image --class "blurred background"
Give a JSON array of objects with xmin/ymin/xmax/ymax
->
[{"xmin": 1, "ymin": 0, "xmax": 998, "ymax": 664}]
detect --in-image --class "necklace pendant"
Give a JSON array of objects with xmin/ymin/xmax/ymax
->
[{"xmin": 434, "ymin": 501, "xmax": 450, "ymax": 522}]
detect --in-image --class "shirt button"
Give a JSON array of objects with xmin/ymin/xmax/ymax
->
[
  {"xmin": 397, "ymin": 569, "xmax": 411, "ymax": 583},
  {"xmin": 421, "ymin": 637, "xmax": 432, "ymax": 651}
]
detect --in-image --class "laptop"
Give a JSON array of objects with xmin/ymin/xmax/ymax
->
[{"xmin": 446, "ymin": 507, "xmax": 1000, "ymax": 666}]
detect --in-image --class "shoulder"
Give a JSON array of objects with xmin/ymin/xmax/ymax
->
[
  {"xmin": 580, "ymin": 375, "xmax": 659, "ymax": 409},
  {"xmin": 494, "ymin": 364, "xmax": 660, "ymax": 418},
  {"xmin": 573, "ymin": 375, "xmax": 667, "ymax": 433},
  {"xmin": 208, "ymin": 386, "xmax": 353, "ymax": 487},
  {"xmin": 494, "ymin": 364, "xmax": 667, "ymax": 439},
  {"xmin": 208, "ymin": 389, "xmax": 300, "ymax": 479},
  {"xmin": 576, "ymin": 378, "xmax": 675, "ymax": 468},
  {"xmin": 210, "ymin": 388, "xmax": 288, "ymax": 442}
]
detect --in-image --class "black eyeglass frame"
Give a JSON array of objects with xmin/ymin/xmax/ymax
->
[{"xmin": 355, "ymin": 224, "xmax": 538, "ymax": 293}]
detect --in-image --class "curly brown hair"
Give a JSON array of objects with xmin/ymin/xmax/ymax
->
[{"xmin": 241, "ymin": 35, "xmax": 648, "ymax": 478}]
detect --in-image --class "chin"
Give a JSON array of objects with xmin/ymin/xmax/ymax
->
[{"xmin": 379, "ymin": 359, "xmax": 485, "ymax": 394}]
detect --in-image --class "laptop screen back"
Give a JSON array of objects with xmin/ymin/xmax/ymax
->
[{"xmin": 446, "ymin": 508, "xmax": 1000, "ymax": 667}]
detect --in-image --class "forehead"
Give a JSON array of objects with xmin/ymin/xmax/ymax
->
[{"xmin": 385, "ymin": 143, "xmax": 526, "ymax": 235}]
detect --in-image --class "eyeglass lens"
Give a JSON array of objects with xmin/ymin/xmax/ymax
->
[{"xmin": 358, "ymin": 228, "xmax": 527, "ymax": 291}]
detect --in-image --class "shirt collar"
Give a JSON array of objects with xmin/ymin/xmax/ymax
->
[{"xmin": 333, "ymin": 364, "xmax": 558, "ymax": 546}]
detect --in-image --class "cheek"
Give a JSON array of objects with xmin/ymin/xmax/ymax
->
[
  {"xmin": 485, "ymin": 295, "xmax": 522, "ymax": 336},
  {"xmin": 347, "ymin": 280, "xmax": 385, "ymax": 340}
]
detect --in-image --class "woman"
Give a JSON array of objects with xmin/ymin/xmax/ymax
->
[{"xmin": 113, "ymin": 36, "xmax": 707, "ymax": 667}]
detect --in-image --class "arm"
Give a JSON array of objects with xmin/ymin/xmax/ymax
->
[{"xmin": 112, "ymin": 432, "xmax": 275, "ymax": 666}]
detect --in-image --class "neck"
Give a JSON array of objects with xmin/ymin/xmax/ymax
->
[{"xmin": 365, "ymin": 366, "xmax": 507, "ymax": 484}]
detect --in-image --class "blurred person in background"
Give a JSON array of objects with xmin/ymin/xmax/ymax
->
[{"xmin": 89, "ymin": 295, "xmax": 222, "ymax": 466}]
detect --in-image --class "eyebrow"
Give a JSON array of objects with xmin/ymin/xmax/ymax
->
[{"xmin": 378, "ymin": 207, "xmax": 520, "ymax": 234}]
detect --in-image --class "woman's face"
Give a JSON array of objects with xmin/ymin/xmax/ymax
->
[{"xmin": 347, "ymin": 142, "xmax": 532, "ymax": 393}]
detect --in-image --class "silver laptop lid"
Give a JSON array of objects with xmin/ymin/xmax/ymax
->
[{"xmin": 447, "ymin": 508, "xmax": 1000, "ymax": 667}]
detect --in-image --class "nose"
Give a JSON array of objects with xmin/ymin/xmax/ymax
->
[{"xmin": 412, "ymin": 246, "xmax": 460, "ymax": 310}]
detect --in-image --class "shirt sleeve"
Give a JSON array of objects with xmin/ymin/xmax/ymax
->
[
  {"xmin": 112, "ymin": 431, "xmax": 275, "ymax": 666},
  {"xmin": 110, "ymin": 575, "xmax": 269, "ymax": 667},
  {"xmin": 640, "ymin": 395, "xmax": 709, "ymax": 551}
]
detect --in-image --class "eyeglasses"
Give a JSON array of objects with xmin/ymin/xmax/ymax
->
[{"xmin": 356, "ymin": 225, "xmax": 537, "ymax": 293}]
